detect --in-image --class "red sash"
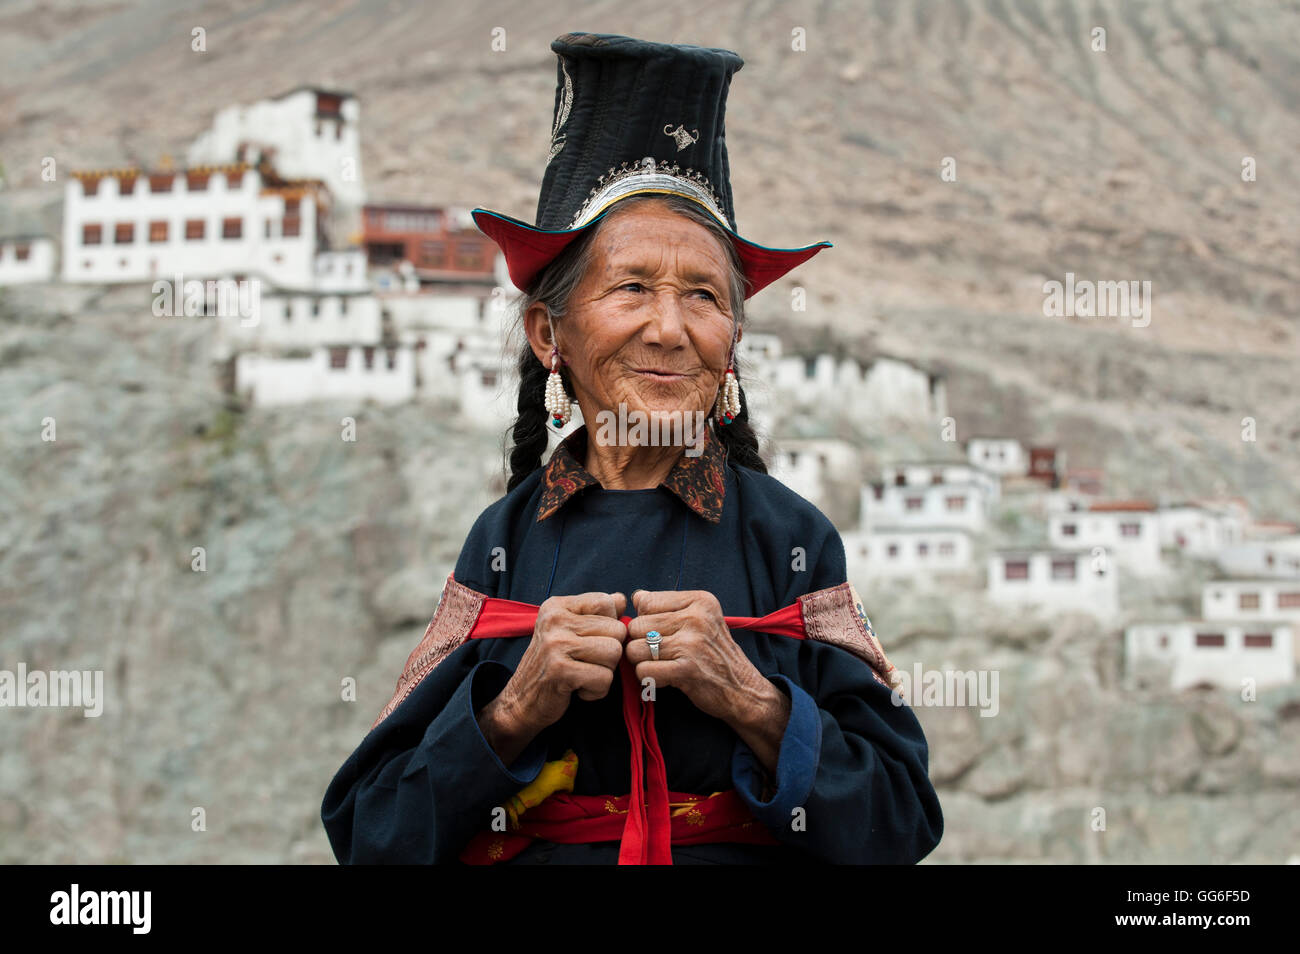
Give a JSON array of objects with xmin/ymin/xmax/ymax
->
[{"xmin": 460, "ymin": 789, "xmax": 784, "ymax": 864}]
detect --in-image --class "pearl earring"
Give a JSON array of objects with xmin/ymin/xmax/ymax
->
[
  {"xmin": 544, "ymin": 345, "xmax": 572, "ymax": 428},
  {"xmin": 714, "ymin": 364, "xmax": 741, "ymax": 425}
]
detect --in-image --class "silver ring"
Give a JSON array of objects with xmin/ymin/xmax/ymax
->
[{"xmin": 646, "ymin": 631, "xmax": 662, "ymax": 661}]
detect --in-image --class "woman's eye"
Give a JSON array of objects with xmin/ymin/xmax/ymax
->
[
  {"xmin": 692, "ymin": 289, "xmax": 717, "ymax": 302},
  {"xmin": 619, "ymin": 282, "xmax": 643, "ymax": 293}
]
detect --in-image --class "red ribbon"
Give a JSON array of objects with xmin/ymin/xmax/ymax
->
[{"xmin": 464, "ymin": 596, "xmax": 809, "ymax": 864}]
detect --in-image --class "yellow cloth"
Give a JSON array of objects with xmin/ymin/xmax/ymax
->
[{"xmin": 504, "ymin": 749, "xmax": 578, "ymax": 827}]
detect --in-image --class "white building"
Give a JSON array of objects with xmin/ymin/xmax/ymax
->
[
  {"xmin": 188, "ymin": 87, "xmax": 365, "ymax": 209},
  {"xmin": 1202, "ymin": 580, "xmax": 1300, "ymax": 622},
  {"xmin": 861, "ymin": 475, "xmax": 994, "ymax": 534},
  {"xmin": 62, "ymin": 162, "xmax": 324, "ymax": 288},
  {"xmin": 1125, "ymin": 621, "xmax": 1294, "ymax": 691},
  {"xmin": 771, "ymin": 352, "xmax": 946, "ymax": 421},
  {"xmin": 213, "ymin": 292, "xmax": 381, "ymax": 359},
  {"xmin": 1157, "ymin": 502, "xmax": 1245, "ymax": 558},
  {"xmin": 1215, "ymin": 537, "xmax": 1300, "ymax": 579},
  {"xmin": 1048, "ymin": 503, "xmax": 1162, "ymax": 575},
  {"xmin": 843, "ymin": 527, "xmax": 974, "ymax": 581},
  {"xmin": 313, "ymin": 249, "xmax": 369, "ymax": 292},
  {"xmin": 878, "ymin": 461, "xmax": 1001, "ymax": 501},
  {"xmin": 987, "ymin": 548, "xmax": 1119, "ymax": 619},
  {"xmin": 453, "ymin": 348, "xmax": 516, "ymax": 431},
  {"xmin": 235, "ymin": 344, "xmax": 415, "ymax": 406},
  {"xmin": 768, "ymin": 439, "xmax": 860, "ymax": 509},
  {"xmin": 966, "ymin": 437, "xmax": 1027, "ymax": 476},
  {"xmin": 0, "ymin": 236, "xmax": 55, "ymax": 284}
]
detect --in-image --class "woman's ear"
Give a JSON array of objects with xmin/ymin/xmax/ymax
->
[{"xmin": 523, "ymin": 301, "xmax": 557, "ymax": 367}]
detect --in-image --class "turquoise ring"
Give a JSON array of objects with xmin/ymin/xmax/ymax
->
[{"xmin": 645, "ymin": 630, "xmax": 662, "ymax": 660}]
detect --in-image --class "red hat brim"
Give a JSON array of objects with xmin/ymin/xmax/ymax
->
[{"xmin": 472, "ymin": 207, "xmax": 831, "ymax": 301}]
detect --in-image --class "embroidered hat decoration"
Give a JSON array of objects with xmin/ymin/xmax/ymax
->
[{"xmin": 471, "ymin": 31, "xmax": 832, "ymax": 300}]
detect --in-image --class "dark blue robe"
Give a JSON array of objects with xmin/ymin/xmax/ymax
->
[{"xmin": 321, "ymin": 424, "xmax": 944, "ymax": 863}]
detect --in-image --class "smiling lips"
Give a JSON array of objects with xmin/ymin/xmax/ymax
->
[{"xmin": 636, "ymin": 368, "xmax": 689, "ymax": 379}]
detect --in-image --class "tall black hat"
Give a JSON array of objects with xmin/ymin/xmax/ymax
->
[{"xmin": 472, "ymin": 32, "xmax": 831, "ymax": 299}]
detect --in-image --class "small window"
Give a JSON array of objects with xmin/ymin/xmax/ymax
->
[
  {"xmin": 15, "ymin": 242, "xmax": 31, "ymax": 261},
  {"xmin": 114, "ymin": 222, "xmax": 134, "ymax": 244},
  {"xmin": 905, "ymin": 496, "xmax": 923, "ymax": 511},
  {"xmin": 148, "ymin": 173, "xmax": 174, "ymax": 193},
  {"xmin": 894, "ymin": 473, "xmax": 906, "ymax": 486},
  {"xmin": 186, "ymin": 171, "xmax": 210, "ymax": 191},
  {"xmin": 311, "ymin": 300, "xmax": 320, "ymax": 318},
  {"xmin": 1061, "ymin": 523, "xmax": 1077, "ymax": 536},
  {"xmin": 931, "ymin": 470, "xmax": 943, "ymax": 484},
  {"xmin": 1195, "ymin": 633, "xmax": 1225, "ymax": 648},
  {"xmin": 119, "ymin": 177, "xmax": 136, "ymax": 196},
  {"xmin": 340, "ymin": 297, "xmax": 348, "ymax": 316},
  {"xmin": 917, "ymin": 542, "xmax": 929, "ymax": 558},
  {"xmin": 82, "ymin": 224, "xmax": 102, "ymax": 245},
  {"xmin": 1120, "ymin": 522, "xmax": 1141, "ymax": 537},
  {"xmin": 1279, "ymin": 592, "xmax": 1300, "ymax": 609},
  {"xmin": 481, "ymin": 369, "xmax": 497, "ymax": 387},
  {"xmin": 886, "ymin": 544, "xmax": 899, "ymax": 559},
  {"xmin": 385, "ymin": 348, "xmax": 397, "ymax": 370},
  {"xmin": 938, "ymin": 541, "xmax": 955, "ymax": 557},
  {"xmin": 185, "ymin": 219, "xmax": 206, "ymax": 240},
  {"xmin": 328, "ymin": 347, "xmax": 349, "ymax": 369},
  {"xmin": 222, "ymin": 217, "xmax": 243, "ymax": 240},
  {"xmin": 1004, "ymin": 560, "xmax": 1029, "ymax": 581},
  {"xmin": 81, "ymin": 178, "xmax": 100, "ymax": 197},
  {"xmin": 1158, "ymin": 633, "xmax": 1169, "ymax": 648},
  {"xmin": 283, "ymin": 215, "xmax": 301, "ymax": 238},
  {"xmin": 1239, "ymin": 593, "xmax": 1260, "ymax": 610},
  {"xmin": 419, "ymin": 241, "xmax": 445, "ymax": 266},
  {"xmin": 1244, "ymin": 633, "xmax": 1273, "ymax": 649},
  {"xmin": 946, "ymin": 495, "xmax": 966, "ymax": 511},
  {"xmin": 872, "ymin": 485, "xmax": 883, "ymax": 501},
  {"xmin": 363, "ymin": 346, "xmax": 375, "ymax": 370},
  {"xmin": 226, "ymin": 170, "xmax": 244, "ymax": 189},
  {"xmin": 1051, "ymin": 558, "xmax": 1076, "ymax": 580},
  {"xmin": 148, "ymin": 220, "xmax": 168, "ymax": 243}
]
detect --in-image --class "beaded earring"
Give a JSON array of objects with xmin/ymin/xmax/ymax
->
[
  {"xmin": 543, "ymin": 320, "xmax": 572, "ymax": 428},
  {"xmin": 713, "ymin": 336, "xmax": 741, "ymax": 425}
]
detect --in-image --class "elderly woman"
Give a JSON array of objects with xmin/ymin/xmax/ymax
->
[{"xmin": 322, "ymin": 32, "xmax": 942, "ymax": 865}]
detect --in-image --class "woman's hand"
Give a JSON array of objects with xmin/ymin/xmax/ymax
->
[
  {"xmin": 624, "ymin": 589, "xmax": 791, "ymax": 774},
  {"xmin": 478, "ymin": 591, "xmax": 627, "ymax": 765}
]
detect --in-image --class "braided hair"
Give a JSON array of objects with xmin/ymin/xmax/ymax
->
[{"xmin": 504, "ymin": 194, "xmax": 767, "ymax": 492}]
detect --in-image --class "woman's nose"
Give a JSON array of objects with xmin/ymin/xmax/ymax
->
[{"xmin": 640, "ymin": 294, "xmax": 688, "ymax": 345}]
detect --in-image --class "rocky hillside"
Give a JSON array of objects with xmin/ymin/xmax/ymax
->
[{"xmin": 1, "ymin": 0, "xmax": 1298, "ymax": 862}]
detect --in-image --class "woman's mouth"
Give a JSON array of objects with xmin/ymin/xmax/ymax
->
[{"xmin": 636, "ymin": 368, "xmax": 687, "ymax": 380}]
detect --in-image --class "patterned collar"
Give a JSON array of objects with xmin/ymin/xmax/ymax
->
[{"xmin": 535, "ymin": 423, "xmax": 727, "ymax": 524}]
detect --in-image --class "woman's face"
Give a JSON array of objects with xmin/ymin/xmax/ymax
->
[{"xmin": 527, "ymin": 200, "xmax": 741, "ymax": 430}]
